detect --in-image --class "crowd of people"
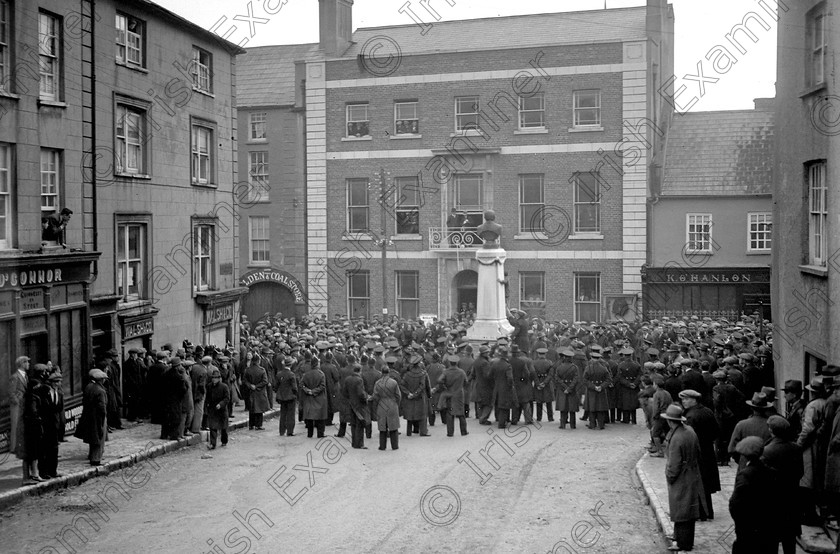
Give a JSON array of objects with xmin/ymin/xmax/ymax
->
[{"xmin": 11, "ymin": 307, "xmax": 837, "ymax": 553}]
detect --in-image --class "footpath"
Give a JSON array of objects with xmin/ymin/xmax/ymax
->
[
  {"xmin": 637, "ymin": 452, "xmax": 836, "ymax": 553},
  {"xmin": 0, "ymin": 405, "xmax": 280, "ymax": 512}
]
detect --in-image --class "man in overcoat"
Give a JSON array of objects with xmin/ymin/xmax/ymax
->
[
  {"xmin": 9, "ymin": 356, "xmax": 29, "ymax": 455},
  {"xmin": 762, "ymin": 415, "xmax": 803, "ymax": 554},
  {"xmin": 510, "ymin": 344, "xmax": 535, "ymax": 425},
  {"xmin": 342, "ymin": 363, "xmax": 370, "ymax": 449},
  {"xmin": 204, "ymin": 368, "xmax": 230, "ymax": 449},
  {"xmin": 244, "ymin": 355, "xmax": 269, "ymax": 430},
  {"xmin": 437, "ymin": 355, "xmax": 468, "ymax": 437},
  {"xmin": 490, "ymin": 346, "xmax": 516, "ymax": 429},
  {"xmin": 554, "ymin": 349, "xmax": 580, "ymax": 429},
  {"xmin": 662, "ymin": 404, "xmax": 706, "ymax": 552},
  {"xmin": 74, "ymin": 369, "xmax": 109, "ymax": 466},
  {"xmin": 729, "ymin": 436, "xmax": 776, "ymax": 553},
  {"xmin": 680, "ymin": 389, "xmax": 721, "ymax": 520},
  {"xmin": 532, "ymin": 348, "xmax": 555, "ymax": 422},
  {"xmin": 401, "ymin": 354, "xmax": 431, "ymax": 436},
  {"xmin": 583, "ymin": 352, "xmax": 611, "ymax": 430},
  {"xmin": 38, "ymin": 369, "xmax": 65, "ymax": 479},
  {"xmin": 373, "ymin": 366, "xmax": 402, "ymax": 450},
  {"xmin": 360, "ymin": 357, "xmax": 382, "ymax": 439},
  {"xmin": 274, "ymin": 357, "xmax": 298, "ymax": 436},
  {"xmin": 300, "ymin": 357, "xmax": 328, "ymax": 438}
]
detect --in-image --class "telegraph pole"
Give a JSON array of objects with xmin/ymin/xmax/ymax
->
[{"xmin": 374, "ymin": 167, "xmax": 392, "ymax": 319}]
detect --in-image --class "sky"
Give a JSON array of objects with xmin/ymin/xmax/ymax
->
[{"xmin": 154, "ymin": 0, "xmax": 777, "ymax": 112}]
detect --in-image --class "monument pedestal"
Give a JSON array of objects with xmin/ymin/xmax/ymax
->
[{"xmin": 465, "ymin": 247, "xmax": 514, "ymax": 342}]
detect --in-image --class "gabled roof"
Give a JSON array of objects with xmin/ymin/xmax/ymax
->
[
  {"xmin": 237, "ymin": 43, "xmax": 321, "ymax": 107},
  {"xmin": 662, "ymin": 109, "xmax": 774, "ymax": 196},
  {"xmin": 342, "ymin": 6, "xmax": 648, "ymax": 58},
  {"xmin": 127, "ymin": 0, "xmax": 245, "ymax": 55}
]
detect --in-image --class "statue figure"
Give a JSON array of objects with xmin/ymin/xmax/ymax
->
[{"xmin": 476, "ymin": 210, "xmax": 502, "ymax": 248}]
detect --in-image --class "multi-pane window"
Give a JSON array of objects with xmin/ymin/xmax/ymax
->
[
  {"xmin": 455, "ymin": 174, "xmax": 483, "ymax": 228},
  {"xmin": 808, "ymin": 162, "xmax": 827, "ymax": 266},
  {"xmin": 250, "ymin": 112, "xmax": 267, "ymax": 140},
  {"xmin": 0, "ymin": 144, "xmax": 10, "ymax": 249},
  {"xmin": 193, "ymin": 224, "xmax": 214, "ymax": 291},
  {"xmin": 748, "ymin": 213, "xmax": 772, "ymax": 252},
  {"xmin": 191, "ymin": 46, "xmax": 212, "ymax": 93},
  {"xmin": 455, "ymin": 96, "xmax": 480, "ymax": 131},
  {"xmin": 395, "ymin": 101, "xmax": 419, "ymax": 135},
  {"xmin": 348, "ymin": 270, "xmax": 370, "ymax": 319},
  {"xmin": 249, "ymin": 216, "xmax": 270, "ymax": 266},
  {"xmin": 347, "ymin": 178, "xmax": 369, "ymax": 233},
  {"xmin": 686, "ymin": 214, "xmax": 713, "ymax": 253},
  {"xmin": 116, "ymin": 104, "xmax": 146, "ymax": 174},
  {"xmin": 0, "ymin": 1, "xmax": 9, "ymax": 92},
  {"xmin": 39, "ymin": 12, "xmax": 60, "ymax": 100},
  {"xmin": 395, "ymin": 176, "xmax": 420, "ymax": 234},
  {"xmin": 573, "ymin": 172, "xmax": 601, "ymax": 233},
  {"xmin": 519, "ymin": 174, "xmax": 544, "ymax": 233},
  {"xmin": 809, "ymin": 10, "xmax": 826, "ymax": 87},
  {"xmin": 346, "ymin": 104, "xmax": 370, "ymax": 137},
  {"xmin": 574, "ymin": 272, "xmax": 601, "ymax": 323},
  {"xmin": 40, "ymin": 149, "xmax": 60, "ymax": 214},
  {"xmin": 396, "ymin": 271, "xmax": 419, "ymax": 320},
  {"xmin": 115, "ymin": 13, "xmax": 144, "ymax": 67},
  {"xmin": 191, "ymin": 124, "xmax": 213, "ymax": 185},
  {"xmin": 519, "ymin": 94, "xmax": 545, "ymax": 129},
  {"xmin": 573, "ymin": 90, "xmax": 601, "ymax": 128},
  {"xmin": 520, "ymin": 272, "xmax": 545, "ymax": 319},
  {"xmin": 248, "ymin": 151, "xmax": 269, "ymax": 202},
  {"xmin": 117, "ymin": 223, "xmax": 146, "ymax": 301}
]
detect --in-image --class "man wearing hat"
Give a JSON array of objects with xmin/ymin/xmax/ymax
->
[
  {"xmin": 300, "ymin": 357, "xmax": 328, "ymax": 439},
  {"xmin": 532, "ymin": 348, "xmax": 555, "ymax": 422},
  {"xmin": 342, "ymin": 362, "xmax": 371, "ymax": 449},
  {"xmin": 161, "ymin": 357, "xmax": 189, "ymax": 440},
  {"xmin": 728, "ymin": 436, "xmax": 775, "ymax": 553},
  {"xmin": 360, "ymin": 357, "xmax": 382, "ymax": 439},
  {"xmin": 554, "ymin": 349, "xmax": 580, "ymax": 429},
  {"xmin": 762, "ymin": 415, "xmax": 803, "ymax": 554},
  {"xmin": 662, "ymin": 404, "xmax": 706, "ymax": 552},
  {"xmin": 711, "ymin": 370, "xmax": 746, "ymax": 466},
  {"xmin": 74, "ymin": 369, "xmax": 109, "ymax": 466},
  {"xmin": 274, "ymin": 357, "xmax": 298, "ymax": 436},
  {"xmin": 146, "ymin": 351, "xmax": 169, "ymax": 428},
  {"xmin": 123, "ymin": 348, "xmax": 145, "ymax": 422},
  {"xmin": 401, "ymin": 354, "xmax": 432, "ymax": 437},
  {"xmin": 729, "ymin": 392, "xmax": 773, "ymax": 472},
  {"xmin": 782, "ymin": 379, "xmax": 804, "ymax": 438},
  {"xmin": 188, "ymin": 356, "xmax": 211, "ymax": 434},
  {"xmin": 582, "ymin": 351, "xmax": 611, "ymax": 430},
  {"xmin": 491, "ymin": 346, "xmax": 516, "ymax": 429},
  {"xmin": 680, "ymin": 389, "xmax": 720, "ymax": 520},
  {"xmin": 372, "ymin": 364, "xmax": 402, "ymax": 450},
  {"xmin": 471, "ymin": 347, "xmax": 494, "ymax": 426},
  {"xmin": 38, "ymin": 369, "xmax": 65, "ymax": 479},
  {"xmin": 797, "ymin": 376, "xmax": 830, "ymax": 525},
  {"xmin": 100, "ymin": 349, "xmax": 123, "ymax": 431},
  {"xmin": 616, "ymin": 348, "xmax": 641, "ymax": 425},
  {"xmin": 509, "ymin": 344, "xmax": 535, "ymax": 426},
  {"xmin": 204, "ymin": 368, "xmax": 230, "ymax": 449},
  {"xmin": 244, "ymin": 353, "xmax": 270, "ymax": 431},
  {"xmin": 436, "ymin": 355, "xmax": 469, "ymax": 437}
]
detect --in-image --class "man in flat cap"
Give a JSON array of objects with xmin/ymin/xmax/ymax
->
[
  {"xmin": 729, "ymin": 436, "xmax": 775, "ymax": 553},
  {"xmin": 554, "ymin": 349, "xmax": 580, "ymax": 430},
  {"xmin": 729, "ymin": 392, "xmax": 773, "ymax": 472},
  {"xmin": 509, "ymin": 344, "xmax": 535, "ymax": 426},
  {"xmin": 188, "ymin": 356, "xmax": 210, "ymax": 434},
  {"xmin": 161, "ymin": 357, "xmax": 189, "ymax": 440},
  {"xmin": 436, "ymin": 354, "xmax": 468, "ymax": 437},
  {"xmin": 680, "ymin": 389, "xmax": 720, "ymax": 520},
  {"xmin": 616, "ymin": 348, "xmax": 641, "ymax": 424},
  {"xmin": 491, "ymin": 345, "xmax": 516, "ymax": 429},
  {"xmin": 782, "ymin": 379, "xmax": 804, "ymax": 438},
  {"xmin": 274, "ymin": 357, "xmax": 298, "ymax": 436},
  {"xmin": 583, "ymin": 351, "xmax": 611, "ymax": 430},
  {"xmin": 204, "ymin": 368, "xmax": 230, "ymax": 449},
  {"xmin": 38, "ymin": 369, "xmax": 65, "ymax": 479},
  {"xmin": 123, "ymin": 348, "xmax": 145, "ymax": 422},
  {"xmin": 74, "ymin": 369, "xmax": 109, "ymax": 466},
  {"xmin": 712, "ymin": 369, "xmax": 745, "ymax": 466},
  {"xmin": 532, "ymin": 348, "xmax": 555, "ymax": 423},
  {"xmin": 471, "ymin": 347, "xmax": 494, "ymax": 426},
  {"xmin": 762, "ymin": 415, "xmax": 803, "ymax": 554},
  {"xmin": 797, "ymin": 376, "xmax": 829, "ymax": 525},
  {"xmin": 662, "ymin": 404, "xmax": 706, "ymax": 552}
]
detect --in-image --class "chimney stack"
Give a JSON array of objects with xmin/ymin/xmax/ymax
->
[{"xmin": 319, "ymin": 0, "xmax": 354, "ymax": 56}]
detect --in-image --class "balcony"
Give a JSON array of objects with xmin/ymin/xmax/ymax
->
[{"xmin": 429, "ymin": 227, "xmax": 483, "ymax": 251}]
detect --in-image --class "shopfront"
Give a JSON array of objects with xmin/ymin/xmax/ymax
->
[
  {"xmin": 0, "ymin": 251, "xmax": 100, "ymax": 448},
  {"xmin": 642, "ymin": 266, "xmax": 771, "ymax": 321},
  {"xmin": 196, "ymin": 287, "xmax": 248, "ymax": 348}
]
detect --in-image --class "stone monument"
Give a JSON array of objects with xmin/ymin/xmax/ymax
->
[{"xmin": 465, "ymin": 210, "xmax": 514, "ymax": 341}]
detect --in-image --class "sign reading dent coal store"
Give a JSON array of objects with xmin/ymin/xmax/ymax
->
[{"xmin": 240, "ymin": 268, "xmax": 306, "ymax": 304}]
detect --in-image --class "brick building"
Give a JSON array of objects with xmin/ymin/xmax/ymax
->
[
  {"xmin": 0, "ymin": 0, "xmax": 243, "ymax": 446},
  {"xmin": 300, "ymin": 0, "xmax": 674, "ymax": 323},
  {"xmin": 773, "ymin": 0, "xmax": 840, "ymax": 382},
  {"xmin": 644, "ymin": 101, "xmax": 774, "ymax": 321}
]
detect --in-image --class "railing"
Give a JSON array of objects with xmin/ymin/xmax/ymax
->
[{"xmin": 429, "ymin": 227, "xmax": 482, "ymax": 250}]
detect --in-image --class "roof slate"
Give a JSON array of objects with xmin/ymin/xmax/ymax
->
[
  {"xmin": 237, "ymin": 43, "xmax": 320, "ymax": 107},
  {"xmin": 344, "ymin": 6, "xmax": 648, "ymax": 57},
  {"xmin": 661, "ymin": 110, "xmax": 774, "ymax": 196}
]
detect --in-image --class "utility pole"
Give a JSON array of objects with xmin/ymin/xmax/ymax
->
[{"xmin": 374, "ymin": 167, "xmax": 393, "ymax": 320}]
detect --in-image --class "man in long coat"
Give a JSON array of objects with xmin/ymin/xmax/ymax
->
[
  {"xmin": 300, "ymin": 358, "xmax": 328, "ymax": 438},
  {"xmin": 334, "ymin": 356, "xmax": 355, "ymax": 438},
  {"xmin": 243, "ymin": 355, "xmax": 270, "ymax": 430},
  {"xmin": 426, "ymin": 352, "xmax": 446, "ymax": 426},
  {"xmin": 401, "ymin": 354, "xmax": 431, "ymax": 436},
  {"xmin": 490, "ymin": 346, "xmax": 516, "ymax": 429},
  {"xmin": 146, "ymin": 352, "xmax": 168, "ymax": 427},
  {"xmin": 729, "ymin": 436, "xmax": 776, "ymax": 553},
  {"xmin": 373, "ymin": 366, "xmax": 401, "ymax": 450},
  {"xmin": 437, "ymin": 355, "xmax": 468, "ymax": 437},
  {"xmin": 583, "ymin": 353, "xmax": 611, "ymax": 430},
  {"xmin": 189, "ymin": 356, "xmax": 209, "ymax": 433},
  {"xmin": 204, "ymin": 368, "xmax": 230, "ymax": 449},
  {"xmin": 680, "ymin": 389, "xmax": 721, "ymax": 520},
  {"xmin": 38, "ymin": 369, "xmax": 65, "ymax": 479},
  {"xmin": 762, "ymin": 415, "xmax": 803, "ymax": 554},
  {"xmin": 9, "ymin": 356, "xmax": 29, "ymax": 455},
  {"xmin": 101, "ymin": 350, "xmax": 123, "ymax": 431},
  {"xmin": 123, "ymin": 349, "xmax": 145, "ymax": 422},
  {"xmin": 532, "ymin": 348, "xmax": 555, "ymax": 422},
  {"xmin": 472, "ymin": 347, "xmax": 494, "ymax": 425},
  {"xmin": 360, "ymin": 357, "xmax": 382, "ymax": 439},
  {"xmin": 510, "ymin": 345, "xmax": 535, "ymax": 425},
  {"xmin": 554, "ymin": 349, "xmax": 580, "ymax": 429},
  {"xmin": 274, "ymin": 357, "xmax": 298, "ymax": 436},
  {"xmin": 616, "ymin": 348, "xmax": 641, "ymax": 424},
  {"xmin": 74, "ymin": 369, "xmax": 109, "ymax": 466},
  {"xmin": 712, "ymin": 369, "xmax": 746, "ymax": 465},
  {"xmin": 342, "ymin": 363, "xmax": 370, "ymax": 449},
  {"xmin": 663, "ymin": 404, "xmax": 706, "ymax": 552},
  {"xmin": 160, "ymin": 357, "xmax": 187, "ymax": 440},
  {"xmin": 796, "ymin": 377, "xmax": 828, "ymax": 525}
]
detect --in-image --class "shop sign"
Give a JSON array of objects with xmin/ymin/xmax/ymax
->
[
  {"xmin": 124, "ymin": 318, "xmax": 154, "ymax": 340},
  {"xmin": 644, "ymin": 268, "xmax": 770, "ymax": 285},
  {"xmin": 21, "ymin": 289, "xmax": 44, "ymax": 311},
  {"xmin": 205, "ymin": 303, "xmax": 234, "ymax": 326},
  {"xmin": 0, "ymin": 268, "xmax": 63, "ymax": 289},
  {"xmin": 240, "ymin": 269, "xmax": 306, "ymax": 304}
]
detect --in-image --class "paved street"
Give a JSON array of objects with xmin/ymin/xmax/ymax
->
[{"xmin": 1, "ymin": 413, "xmax": 664, "ymax": 554}]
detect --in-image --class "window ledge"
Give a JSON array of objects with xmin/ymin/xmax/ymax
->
[
  {"xmin": 38, "ymin": 99, "xmax": 67, "ymax": 108},
  {"xmin": 342, "ymin": 233, "xmax": 374, "ymax": 241},
  {"xmin": 342, "ymin": 136, "xmax": 373, "ymax": 142},
  {"xmin": 248, "ymin": 263, "xmax": 271, "ymax": 268},
  {"xmin": 745, "ymin": 250, "xmax": 771, "ymax": 256},
  {"xmin": 246, "ymin": 139, "xmax": 268, "ymax": 144},
  {"xmin": 0, "ymin": 248, "xmax": 22, "ymax": 257},
  {"xmin": 115, "ymin": 173, "xmax": 152, "ymax": 180},
  {"xmin": 391, "ymin": 235, "xmax": 422, "ymax": 241},
  {"xmin": 390, "ymin": 134, "xmax": 422, "ymax": 140},
  {"xmin": 514, "ymin": 233, "xmax": 547, "ymax": 240},
  {"xmin": 118, "ymin": 299, "xmax": 153, "ymax": 311},
  {"xmin": 799, "ymin": 83, "xmax": 828, "ymax": 99},
  {"xmin": 115, "ymin": 61, "xmax": 149, "ymax": 74},
  {"xmin": 514, "ymin": 128, "xmax": 548, "ymax": 135},
  {"xmin": 450, "ymin": 130, "xmax": 484, "ymax": 138},
  {"xmin": 0, "ymin": 91, "xmax": 20, "ymax": 100},
  {"xmin": 568, "ymin": 233, "xmax": 604, "ymax": 240},
  {"xmin": 800, "ymin": 264, "xmax": 828, "ymax": 278},
  {"xmin": 568, "ymin": 126, "xmax": 604, "ymax": 133},
  {"xmin": 192, "ymin": 182, "xmax": 218, "ymax": 189},
  {"xmin": 684, "ymin": 250, "xmax": 713, "ymax": 256},
  {"xmin": 193, "ymin": 88, "xmax": 215, "ymax": 98}
]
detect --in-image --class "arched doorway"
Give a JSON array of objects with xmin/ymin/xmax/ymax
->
[
  {"xmin": 241, "ymin": 282, "xmax": 297, "ymax": 324},
  {"xmin": 452, "ymin": 270, "xmax": 478, "ymax": 318}
]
